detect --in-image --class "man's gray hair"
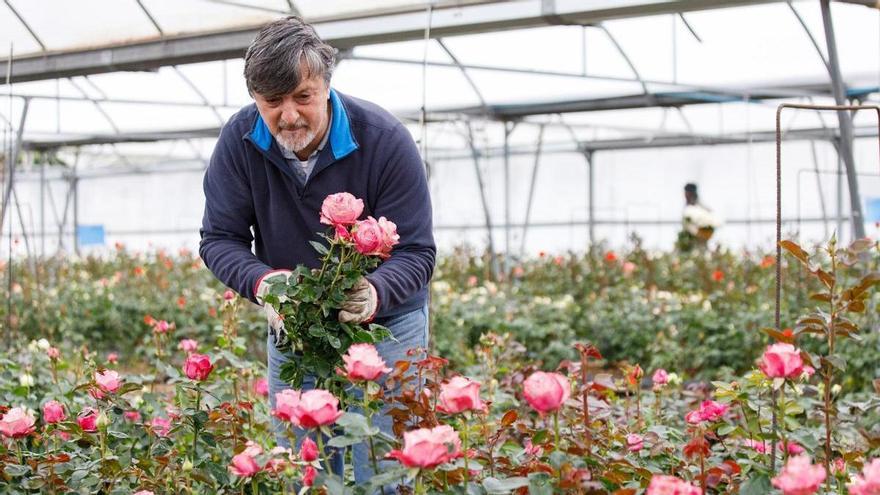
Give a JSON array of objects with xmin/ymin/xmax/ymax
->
[{"xmin": 244, "ymin": 16, "xmax": 337, "ymax": 99}]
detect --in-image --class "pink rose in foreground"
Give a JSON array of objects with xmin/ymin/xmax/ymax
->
[
  {"xmin": 339, "ymin": 343, "xmax": 392, "ymax": 382},
  {"xmin": 253, "ymin": 377, "xmax": 269, "ymax": 397},
  {"xmin": 95, "ymin": 369, "xmax": 121, "ymax": 393},
  {"xmin": 273, "ymin": 389, "xmax": 343, "ymax": 428},
  {"xmin": 183, "ymin": 353, "xmax": 213, "ymax": 381},
  {"xmin": 437, "ymin": 376, "xmax": 487, "ymax": 414},
  {"xmin": 652, "ymin": 369, "xmax": 669, "ymax": 387},
  {"xmin": 353, "ymin": 216, "xmax": 398, "ymax": 259},
  {"xmin": 320, "ymin": 192, "xmax": 364, "ymax": 227},
  {"xmin": 647, "ymin": 475, "xmax": 701, "ymax": 495},
  {"xmin": 42, "ymin": 401, "xmax": 66, "ymax": 424},
  {"xmin": 303, "ymin": 465, "xmax": 317, "ymax": 487},
  {"xmin": 523, "ymin": 371, "xmax": 570, "ymax": 414},
  {"xmin": 178, "ymin": 339, "xmax": 198, "ymax": 354},
  {"xmin": 0, "ymin": 407, "xmax": 36, "ymax": 438},
  {"xmin": 229, "ymin": 451, "xmax": 261, "ymax": 477},
  {"xmin": 849, "ymin": 458, "xmax": 880, "ymax": 495},
  {"xmin": 300, "ymin": 437, "xmax": 319, "ymax": 462},
  {"xmin": 760, "ymin": 343, "xmax": 804, "ymax": 379},
  {"xmin": 772, "ymin": 455, "xmax": 826, "ymax": 495},
  {"xmin": 150, "ymin": 416, "xmax": 172, "ymax": 437},
  {"xmin": 77, "ymin": 408, "xmax": 98, "ymax": 432},
  {"xmin": 626, "ymin": 433, "xmax": 644, "ymax": 452},
  {"xmin": 387, "ymin": 424, "xmax": 462, "ymax": 469}
]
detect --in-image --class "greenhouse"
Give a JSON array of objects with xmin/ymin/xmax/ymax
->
[{"xmin": 1, "ymin": 0, "xmax": 880, "ymax": 493}]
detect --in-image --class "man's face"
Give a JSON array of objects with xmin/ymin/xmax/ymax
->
[{"xmin": 253, "ymin": 72, "xmax": 330, "ymax": 156}]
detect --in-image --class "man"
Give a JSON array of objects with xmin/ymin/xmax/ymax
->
[{"xmin": 198, "ymin": 16, "xmax": 435, "ymax": 483}]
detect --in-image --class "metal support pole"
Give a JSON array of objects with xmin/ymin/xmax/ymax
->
[
  {"xmin": 503, "ymin": 121, "xmax": 513, "ymax": 273},
  {"xmin": 521, "ymin": 124, "xmax": 545, "ymax": 255},
  {"xmin": 585, "ymin": 150, "xmax": 595, "ymax": 245},
  {"xmin": 0, "ymin": 98, "xmax": 28, "ymax": 238},
  {"xmin": 464, "ymin": 122, "xmax": 499, "ymax": 279},
  {"xmin": 820, "ymin": 0, "xmax": 866, "ymax": 238}
]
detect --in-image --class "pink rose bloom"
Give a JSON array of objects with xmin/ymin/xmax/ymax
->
[
  {"xmin": 47, "ymin": 347, "xmax": 60, "ymax": 360},
  {"xmin": 320, "ymin": 192, "xmax": 364, "ymax": 226},
  {"xmin": 229, "ymin": 452, "xmax": 261, "ymax": 477},
  {"xmin": 124, "ymin": 410, "xmax": 142, "ymax": 422},
  {"xmin": 523, "ymin": 438, "xmax": 543, "ymax": 457},
  {"xmin": 779, "ymin": 440, "xmax": 805, "ymax": 455},
  {"xmin": 626, "ymin": 433, "xmax": 644, "ymax": 452},
  {"xmin": 760, "ymin": 343, "xmax": 804, "ymax": 379},
  {"xmin": 133, "ymin": 491, "xmax": 155, "ymax": 495},
  {"xmin": 437, "ymin": 376, "xmax": 487, "ymax": 414},
  {"xmin": 652, "ymin": 369, "xmax": 669, "ymax": 387},
  {"xmin": 646, "ymin": 475, "xmax": 701, "ymax": 495},
  {"xmin": 42, "ymin": 401, "xmax": 66, "ymax": 424},
  {"xmin": 95, "ymin": 370, "xmax": 121, "ymax": 393},
  {"xmin": 150, "ymin": 416, "xmax": 172, "ymax": 437},
  {"xmin": 685, "ymin": 410, "xmax": 703, "ymax": 425},
  {"xmin": 0, "ymin": 407, "xmax": 36, "ymax": 438},
  {"xmin": 387, "ymin": 424, "xmax": 462, "ymax": 469},
  {"xmin": 107, "ymin": 352, "xmax": 118, "ymax": 364},
  {"xmin": 253, "ymin": 377, "xmax": 269, "ymax": 397},
  {"xmin": 802, "ymin": 366, "xmax": 816, "ymax": 379},
  {"xmin": 243, "ymin": 440, "xmax": 263, "ymax": 457},
  {"xmin": 178, "ymin": 339, "xmax": 199, "ymax": 354},
  {"xmin": 152, "ymin": 320, "xmax": 171, "ymax": 334},
  {"xmin": 274, "ymin": 389, "xmax": 343, "ymax": 428},
  {"xmin": 77, "ymin": 408, "xmax": 98, "ymax": 432},
  {"xmin": 273, "ymin": 390, "xmax": 301, "ymax": 423},
  {"xmin": 294, "ymin": 390, "xmax": 343, "ymax": 428},
  {"xmin": 522, "ymin": 371, "xmax": 570, "ymax": 414},
  {"xmin": 849, "ymin": 458, "xmax": 880, "ymax": 495},
  {"xmin": 353, "ymin": 216, "xmax": 398, "ymax": 259},
  {"xmin": 340, "ymin": 343, "xmax": 392, "ymax": 382},
  {"xmin": 303, "ymin": 465, "xmax": 317, "ymax": 487},
  {"xmin": 743, "ymin": 439, "xmax": 767, "ymax": 454},
  {"xmin": 300, "ymin": 437, "xmax": 319, "ymax": 462},
  {"xmin": 831, "ymin": 458, "xmax": 846, "ymax": 476},
  {"xmin": 772, "ymin": 455, "xmax": 826, "ymax": 495},
  {"xmin": 687, "ymin": 400, "xmax": 729, "ymax": 425},
  {"xmin": 223, "ymin": 289, "xmax": 235, "ymax": 301},
  {"xmin": 183, "ymin": 353, "xmax": 213, "ymax": 381},
  {"xmin": 376, "ymin": 216, "xmax": 400, "ymax": 253},
  {"xmin": 622, "ymin": 261, "xmax": 636, "ymax": 275}
]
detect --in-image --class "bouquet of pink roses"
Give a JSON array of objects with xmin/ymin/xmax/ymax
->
[{"xmin": 261, "ymin": 192, "xmax": 399, "ymax": 389}]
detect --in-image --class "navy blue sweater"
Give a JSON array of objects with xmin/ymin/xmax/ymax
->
[{"xmin": 199, "ymin": 89, "xmax": 435, "ymax": 318}]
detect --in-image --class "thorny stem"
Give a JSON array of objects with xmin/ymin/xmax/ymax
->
[
  {"xmin": 824, "ymin": 244, "xmax": 838, "ymax": 489},
  {"xmin": 315, "ymin": 431, "xmax": 334, "ymax": 476}
]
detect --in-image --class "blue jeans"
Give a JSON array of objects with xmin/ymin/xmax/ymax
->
[{"xmin": 267, "ymin": 304, "xmax": 429, "ymax": 485}]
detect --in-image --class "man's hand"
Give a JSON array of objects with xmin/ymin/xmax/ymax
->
[
  {"xmin": 255, "ymin": 269, "xmax": 293, "ymax": 349},
  {"xmin": 339, "ymin": 277, "xmax": 378, "ymax": 324}
]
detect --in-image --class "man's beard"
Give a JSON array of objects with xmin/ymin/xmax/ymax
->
[{"xmin": 274, "ymin": 125, "xmax": 317, "ymax": 155}]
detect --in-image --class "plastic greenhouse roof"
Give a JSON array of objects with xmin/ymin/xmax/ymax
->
[{"xmin": 0, "ymin": 0, "xmax": 878, "ymax": 164}]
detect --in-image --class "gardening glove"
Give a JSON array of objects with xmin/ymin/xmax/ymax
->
[
  {"xmin": 339, "ymin": 277, "xmax": 378, "ymax": 324},
  {"xmin": 255, "ymin": 269, "xmax": 293, "ymax": 350}
]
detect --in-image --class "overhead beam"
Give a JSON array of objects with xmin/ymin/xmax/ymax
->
[{"xmin": 0, "ymin": 0, "xmax": 780, "ymax": 84}]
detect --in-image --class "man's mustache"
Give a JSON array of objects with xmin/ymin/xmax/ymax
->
[{"xmin": 279, "ymin": 119, "xmax": 308, "ymax": 131}]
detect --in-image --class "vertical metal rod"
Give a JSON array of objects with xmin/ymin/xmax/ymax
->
[
  {"xmin": 520, "ymin": 124, "xmax": 545, "ymax": 255},
  {"xmin": 0, "ymin": 98, "xmax": 28, "ymax": 237},
  {"xmin": 586, "ymin": 150, "xmax": 595, "ymax": 245},
  {"xmin": 503, "ymin": 121, "xmax": 513, "ymax": 274},
  {"xmin": 820, "ymin": 0, "xmax": 866, "ymax": 239}
]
